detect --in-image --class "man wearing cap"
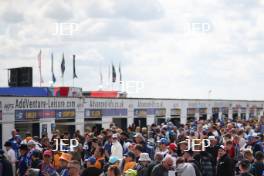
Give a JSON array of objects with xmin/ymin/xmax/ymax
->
[
  {"xmin": 40, "ymin": 150, "xmax": 58, "ymax": 176},
  {"xmin": 120, "ymin": 132, "xmax": 132, "ymax": 154},
  {"xmin": 81, "ymin": 156, "xmax": 101, "ymax": 176},
  {"xmin": 206, "ymin": 136, "xmax": 219, "ymax": 168},
  {"xmin": 177, "ymin": 140, "xmax": 188, "ymax": 157},
  {"xmin": 18, "ymin": 144, "xmax": 29, "ymax": 176},
  {"xmin": 216, "ymin": 145, "xmax": 235, "ymax": 176},
  {"xmin": 167, "ymin": 143, "xmax": 177, "ymax": 157},
  {"xmin": 58, "ymin": 152, "xmax": 72, "ymax": 176},
  {"xmin": 31, "ymin": 150, "xmax": 42, "ymax": 169},
  {"xmin": 156, "ymin": 138, "xmax": 169, "ymax": 157},
  {"xmin": 4, "ymin": 141, "xmax": 16, "ymax": 176},
  {"xmin": 27, "ymin": 140, "xmax": 37, "ymax": 166},
  {"xmin": 111, "ymin": 134, "xmax": 123, "ymax": 159},
  {"xmin": 123, "ymin": 151, "xmax": 136, "ymax": 172},
  {"xmin": 250, "ymin": 134, "xmax": 263, "ymax": 156}
]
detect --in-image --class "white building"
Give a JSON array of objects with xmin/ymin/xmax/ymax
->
[{"xmin": 0, "ymin": 96, "xmax": 263, "ymax": 148}]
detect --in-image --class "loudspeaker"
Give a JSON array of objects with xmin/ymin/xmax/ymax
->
[{"xmin": 8, "ymin": 67, "xmax": 33, "ymax": 87}]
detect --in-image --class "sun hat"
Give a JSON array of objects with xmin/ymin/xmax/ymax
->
[
  {"xmin": 138, "ymin": 153, "xmax": 151, "ymax": 162},
  {"xmin": 109, "ymin": 156, "xmax": 119, "ymax": 164}
]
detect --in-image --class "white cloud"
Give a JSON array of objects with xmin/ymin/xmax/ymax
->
[{"xmin": 0, "ymin": 0, "xmax": 264, "ymax": 100}]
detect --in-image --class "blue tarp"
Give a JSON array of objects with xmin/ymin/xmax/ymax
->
[{"xmin": 0, "ymin": 87, "xmax": 52, "ymax": 96}]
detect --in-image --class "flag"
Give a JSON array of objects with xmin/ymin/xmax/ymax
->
[
  {"xmin": 61, "ymin": 53, "xmax": 65, "ymax": 77},
  {"xmin": 51, "ymin": 53, "xmax": 56, "ymax": 83},
  {"xmin": 112, "ymin": 64, "xmax": 116, "ymax": 83},
  {"xmin": 108, "ymin": 64, "xmax": 111, "ymax": 85},
  {"xmin": 100, "ymin": 69, "xmax": 103, "ymax": 85},
  {"xmin": 38, "ymin": 50, "xmax": 44, "ymax": 84},
  {"xmin": 119, "ymin": 62, "xmax": 122, "ymax": 84},
  {"xmin": 73, "ymin": 54, "xmax": 77, "ymax": 79}
]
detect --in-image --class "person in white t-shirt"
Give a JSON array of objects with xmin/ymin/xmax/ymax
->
[
  {"xmin": 111, "ymin": 134, "xmax": 123, "ymax": 160},
  {"xmin": 4, "ymin": 141, "xmax": 16, "ymax": 176}
]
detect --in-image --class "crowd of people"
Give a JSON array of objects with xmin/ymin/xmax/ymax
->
[{"xmin": 0, "ymin": 116, "xmax": 264, "ymax": 176}]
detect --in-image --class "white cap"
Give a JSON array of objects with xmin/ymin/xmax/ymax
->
[{"xmin": 208, "ymin": 136, "xmax": 216, "ymax": 140}]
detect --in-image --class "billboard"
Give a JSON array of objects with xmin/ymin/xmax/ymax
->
[{"xmin": 15, "ymin": 109, "xmax": 75, "ymax": 121}]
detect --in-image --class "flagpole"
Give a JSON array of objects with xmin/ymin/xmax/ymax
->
[
  {"xmin": 108, "ymin": 64, "xmax": 110, "ymax": 90},
  {"xmin": 38, "ymin": 50, "xmax": 43, "ymax": 87}
]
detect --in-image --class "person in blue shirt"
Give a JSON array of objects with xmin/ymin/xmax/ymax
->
[
  {"xmin": 8, "ymin": 129, "xmax": 22, "ymax": 159},
  {"xmin": 40, "ymin": 150, "xmax": 58, "ymax": 176},
  {"xmin": 18, "ymin": 144, "xmax": 29, "ymax": 176},
  {"xmin": 250, "ymin": 134, "xmax": 263, "ymax": 156}
]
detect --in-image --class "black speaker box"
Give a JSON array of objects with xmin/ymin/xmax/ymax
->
[{"xmin": 8, "ymin": 67, "xmax": 33, "ymax": 87}]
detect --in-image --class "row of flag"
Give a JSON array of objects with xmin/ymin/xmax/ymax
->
[
  {"xmin": 37, "ymin": 50, "xmax": 77, "ymax": 85},
  {"xmin": 37, "ymin": 50, "xmax": 122, "ymax": 87}
]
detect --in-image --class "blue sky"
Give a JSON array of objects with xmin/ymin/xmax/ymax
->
[{"xmin": 0, "ymin": 0, "xmax": 263, "ymax": 100}]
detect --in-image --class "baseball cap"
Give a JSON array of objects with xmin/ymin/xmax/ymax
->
[
  {"xmin": 208, "ymin": 136, "xmax": 216, "ymax": 140},
  {"xmin": 158, "ymin": 138, "xmax": 169, "ymax": 145},
  {"xmin": 124, "ymin": 151, "xmax": 136, "ymax": 160},
  {"xmin": 168, "ymin": 143, "xmax": 177, "ymax": 151},
  {"xmin": 218, "ymin": 145, "xmax": 225, "ymax": 150},
  {"xmin": 19, "ymin": 144, "xmax": 29, "ymax": 151},
  {"xmin": 85, "ymin": 156, "xmax": 96, "ymax": 164},
  {"xmin": 43, "ymin": 150, "xmax": 52, "ymax": 157},
  {"xmin": 32, "ymin": 150, "xmax": 41, "ymax": 158}
]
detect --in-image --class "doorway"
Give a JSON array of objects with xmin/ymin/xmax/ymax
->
[
  {"xmin": 113, "ymin": 118, "xmax": 127, "ymax": 130},
  {"xmin": 134, "ymin": 118, "xmax": 147, "ymax": 128}
]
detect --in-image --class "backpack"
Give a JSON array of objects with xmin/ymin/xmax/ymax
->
[
  {"xmin": 146, "ymin": 144, "xmax": 155, "ymax": 160},
  {"xmin": 199, "ymin": 157, "xmax": 214, "ymax": 176},
  {"xmin": 190, "ymin": 161, "xmax": 202, "ymax": 176}
]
